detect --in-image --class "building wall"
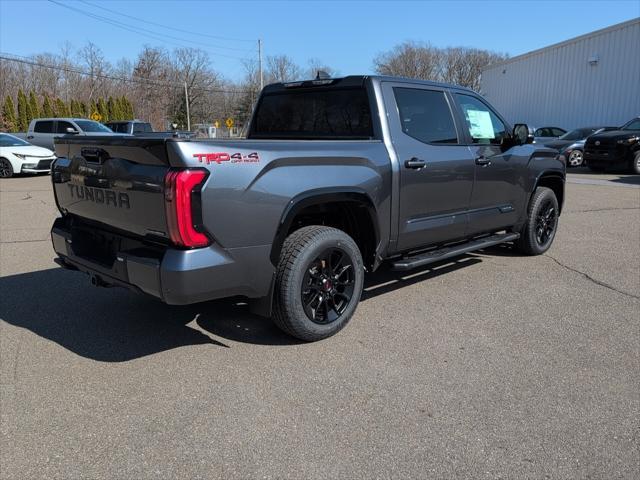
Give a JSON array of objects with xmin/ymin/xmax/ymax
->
[{"xmin": 481, "ymin": 19, "xmax": 640, "ymax": 130}]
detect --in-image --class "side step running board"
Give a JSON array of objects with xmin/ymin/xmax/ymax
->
[{"xmin": 391, "ymin": 232, "xmax": 520, "ymax": 271}]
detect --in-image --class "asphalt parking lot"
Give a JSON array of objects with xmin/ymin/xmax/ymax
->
[{"xmin": 1, "ymin": 170, "xmax": 639, "ymax": 479}]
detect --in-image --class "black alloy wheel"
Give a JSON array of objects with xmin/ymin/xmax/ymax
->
[
  {"xmin": 535, "ymin": 199, "xmax": 557, "ymax": 248},
  {"xmin": 0, "ymin": 158, "xmax": 14, "ymax": 178},
  {"xmin": 301, "ymin": 248, "xmax": 355, "ymax": 324},
  {"xmin": 515, "ymin": 186, "xmax": 559, "ymax": 255}
]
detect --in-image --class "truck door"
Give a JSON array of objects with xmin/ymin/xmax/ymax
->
[
  {"xmin": 450, "ymin": 93, "xmax": 525, "ymax": 235},
  {"xmin": 381, "ymin": 82, "xmax": 475, "ymax": 251},
  {"xmin": 29, "ymin": 120, "xmax": 55, "ymax": 149}
]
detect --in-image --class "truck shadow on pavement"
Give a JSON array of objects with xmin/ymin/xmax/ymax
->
[{"xmin": 1, "ymin": 256, "xmax": 481, "ymax": 362}]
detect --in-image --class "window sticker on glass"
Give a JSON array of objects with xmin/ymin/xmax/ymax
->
[{"xmin": 467, "ymin": 110, "xmax": 495, "ymax": 139}]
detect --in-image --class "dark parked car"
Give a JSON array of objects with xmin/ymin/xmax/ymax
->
[
  {"xmin": 104, "ymin": 120, "xmax": 153, "ymax": 134},
  {"xmin": 544, "ymin": 127, "xmax": 617, "ymax": 167},
  {"xmin": 584, "ymin": 117, "xmax": 640, "ymax": 174},
  {"xmin": 533, "ymin": 126, "xmax": 567, "ymax": 144},
  {"xmin": 105, "ymin": 119, "xmax": 194, "ymax": 138},
  {"xmin": 50, "ymin": 75, "xmax": 565, "ymax": 341}
]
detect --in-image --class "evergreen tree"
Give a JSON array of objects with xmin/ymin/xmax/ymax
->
[
  {"xmin": 41, "ymin": 94, "xmax": 55, "ymax": 117},
  {"xmin": 122, "ymin": 96, "xmax": 134, "ymax": 119},
  {"xmin": 54, "ymin": 98, "xmax": 69, "ymax": 117},
  {"xmin": 1, "ymin": 95, "xmax": 18, "ymax": 132},
  {"xmin": 28, "ymin": 90, "xmax": 40, "ymax": 121},
  {"xmin": 97, "ymin": 97, "xmax": 108, "ymax": 121},
  {"xmin": 114, "ymin": 96, "xmax": 124, "ymax": 120},
  {"xmin": 16, "ymin": 89, "xmax": 29, "ymax": 131},
  {"xmin": 70, "ymin": 99, "xmax": 83, "ymax": 118},
  {"xmin": 80, "ymin": 101, "xmax": 89, "ymax": 117},
  {"xmin": 107, "ymin": 96, "xmax": 116, "ymax": 121},
  {"xmin": 88, "ymin": 100, "xmax": 98, "ymax": 119}
]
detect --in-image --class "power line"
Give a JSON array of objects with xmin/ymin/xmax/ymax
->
[
  {"xmin": 47, "ymin": 0, "xmax": 254, "ymax": 60},
  {"xmin": 0, "ymin": 53, "xmax": 251, "ymax": 94},
  {"xmin": 78, "ymin": 0, "xmax": 255, "ymax": 44}
]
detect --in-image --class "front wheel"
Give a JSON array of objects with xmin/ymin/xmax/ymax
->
[
  {"xmin": 0, "ymin": 158, "xmax": 14, "ymax": 178},
  {"xmin": 631, "ymin": 151, "xmax": 640, "ymax": 175},
  {"xmin": 516, "ymin": 186, "xmax": 559, "ymax": 255},
  {"xmin": 567, "ymin": 149, "xmax": 584, "ymax": 167},
  {"xmin": 273, "ymin": 226, "xmax": 364, "ymax": 341}
]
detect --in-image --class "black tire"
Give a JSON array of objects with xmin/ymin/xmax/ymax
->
[
  {"xmin": 273, "ymin": 225, "xmax": 364, "ymax": 341},
  {"xmin": 516, "ymin": 187, "xmax": 559, "ymax": 256},
  {"xmin": 631, "ymin": 151, "xmax": 640, "ymax": 175},
  {"xmin": 0, "ymin": 158, "xmax": 14, "ymax": 178}
]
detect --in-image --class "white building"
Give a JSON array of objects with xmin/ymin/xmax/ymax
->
[{"xmin": 481, "ymin": 18, "xmax": 640, "ymax": 131}]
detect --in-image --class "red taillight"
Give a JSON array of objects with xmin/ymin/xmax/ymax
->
[{"xmin": 164, "ymin": 169, "xmax": 210, "ymax": 248}]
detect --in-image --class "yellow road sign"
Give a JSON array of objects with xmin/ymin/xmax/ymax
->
[
  {"xmin": 225, "ymin": 118, "xmax": 234, "ymax": 129},
  {"xmin": 214, "ymin": 121, "xmax": 220, "ymax": 128},
  {"xmin": 90, "ymin": 112, "xmax": 102, "ymax": 122}
]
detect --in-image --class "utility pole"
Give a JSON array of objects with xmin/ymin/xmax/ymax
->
[
  {"xmin": 184, "ymin": 81, "xmax": 190, "ymax": 131},
  {"xmin": 258, "ymin": 39, "xmax": 264, "ymax": 91}
]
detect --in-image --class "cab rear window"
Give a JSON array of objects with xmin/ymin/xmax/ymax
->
[{"xmin": 250, "ymin": 88, "xmax": 374, "ymax": 140}]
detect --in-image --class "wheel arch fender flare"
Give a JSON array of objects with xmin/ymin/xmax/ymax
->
[
  {"xmin": 268, "ymin": 187, "xmax": 380, "ymax": 267},
  {"xmin": 532, "ymin": 170, "xmax": 565, "ymax": 213}
]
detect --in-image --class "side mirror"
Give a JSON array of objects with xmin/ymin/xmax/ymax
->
[
  {"xmin": 66, "ymin": 127, "xmax": 79, "ymax": 134},
  {"xmin": 513, "ymin": 124, "xmax": 534, "ymax": 145}
]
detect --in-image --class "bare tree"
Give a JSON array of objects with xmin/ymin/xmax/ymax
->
[
  {"xmin": 78, "ymin": 42, "xmax": 110, "ymax": 101},
  {"xmin": 306, "ymin": 58, "xmax": 338, "ymax": 79},
  {"xmin": 374, "ymin": 41, "xmax": 507, "ymax": 90},
  {"xmin": 266, "ymin": 55, "xmax": 302, "ymax": 83},
  {"xmin": 374, "ymin": 41, "xmax": 443, "ymax": 80}
]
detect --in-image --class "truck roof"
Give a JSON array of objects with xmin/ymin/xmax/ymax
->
[
  {"xmin": 262, "ymin": 75, "xmax": 477, "ymax": 94},
  {"xmin": 31, "ymin": 117, "xmax": 99, "ymax": 122}
]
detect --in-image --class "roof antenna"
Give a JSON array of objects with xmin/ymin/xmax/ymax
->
[{"xmin": 316, "ymin": 70, "xmax": 330, "ymax": 80}]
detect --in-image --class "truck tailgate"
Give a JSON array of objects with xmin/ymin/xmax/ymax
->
[{"xmin": 52, "ymin": 137, "xmax": 173, "ymax": 239}]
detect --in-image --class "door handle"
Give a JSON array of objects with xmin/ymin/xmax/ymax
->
[
  {"xmin": 27, "ymin": 136, "xmax": 34, "ymax": 139},
  {"xmin": 475, "ymin": 156, "xmax": 492, "ymax": 166},
  {"xmin": 404, "ymin": 158, "xmax": 427, "ymax": 169}
]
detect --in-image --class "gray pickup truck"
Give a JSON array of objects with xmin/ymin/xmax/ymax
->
[
  {"xmin": 50, "ymin": 75, "xmax": 565, "ymax": 341},
  {"xmin": 16, "ymin": 118, "xmax": 117, "ymax": 150}
]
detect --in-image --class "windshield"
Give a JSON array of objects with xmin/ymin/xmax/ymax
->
[
  {"xmin": 74, "ymin": 120, "xmax": 113, "ymax": 133},
  {"xmin": 622, "ymin": 118, "xmax": 640, "ymax": 131},
  {"xmin": 559, "ymin": 128, "xmax": 598, "ymax": 141},
  {"xmin": 0, "ymin": 133, "xmax": 31, "ymax": 147}
]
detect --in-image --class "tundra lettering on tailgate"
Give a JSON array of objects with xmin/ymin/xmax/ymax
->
[{"xmin": 67, "ymin": 184, "xmax": 131, "ymax": 209}]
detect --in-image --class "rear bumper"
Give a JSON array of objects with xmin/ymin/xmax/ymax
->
[{"xmin": 51, "ymin": 219, "xmax": 274, "ymax": 305}]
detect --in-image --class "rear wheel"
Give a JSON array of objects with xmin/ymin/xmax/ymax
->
[
  {"xmin": 273, "ymin": 226, "xmax": 364, "ymax": 341},
  {"xmin": 0, "ymin": 158, "xmax": 14, "ymax": 178},
  {"xmin": 516, "ymin": 187, "xmax": 559, "ymax": 255}
]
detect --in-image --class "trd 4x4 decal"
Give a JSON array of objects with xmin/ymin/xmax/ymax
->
[{"xmin": 193, "ymin": 152, "xmax": 260, "ymax": 164}]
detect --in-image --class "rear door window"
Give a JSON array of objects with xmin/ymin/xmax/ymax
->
[
  {"xmin": 393, "ymin": 87, "xmax": 458, "ymax": 144},
  {"xmin": 453, "ymin": 94, "xmax": 507, "ymax": 145},
  {"xmin": 34, "ymin": 121, "xmax": 54, "ymax": 133}
]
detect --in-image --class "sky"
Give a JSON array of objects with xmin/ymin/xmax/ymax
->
[{"xmin": 1, "ymin": 0, "xmax": 638, "ymax": 82}]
